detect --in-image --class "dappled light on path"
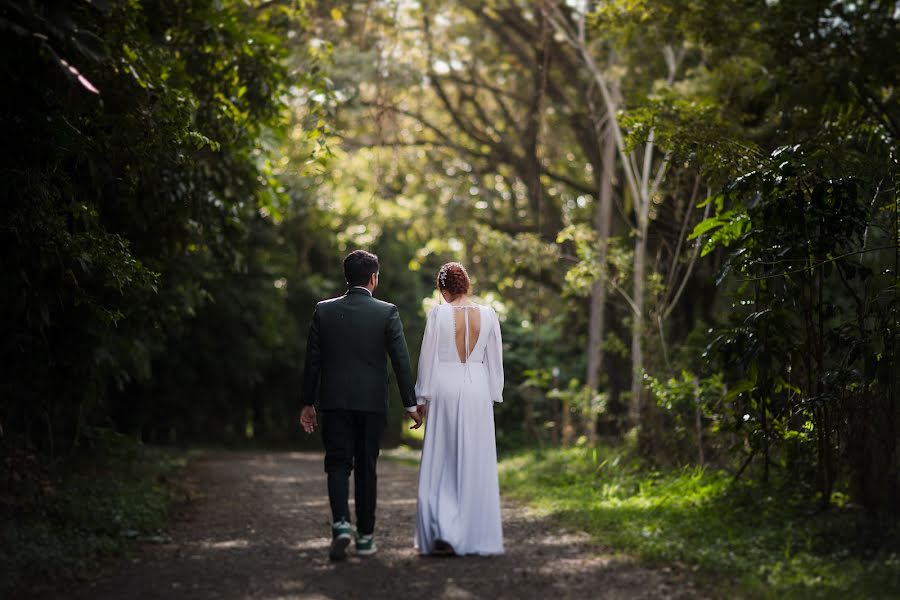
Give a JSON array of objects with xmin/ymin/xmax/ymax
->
[{"xmin": 48, "ymin": 451, "xmax": 702, "ymax": 600}]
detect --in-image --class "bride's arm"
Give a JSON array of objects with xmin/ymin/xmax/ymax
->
[
  {"xmin": 485, "ymin": 309, "xmax": 504, "ymax": 403},
  {"xmin": 414, "ymin": 306, "xmax": 440, "ymax": 405}
]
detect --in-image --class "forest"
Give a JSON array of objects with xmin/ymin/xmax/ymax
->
[{"xmin": 1, "ymin": 0, "xmax": 898, "ymax": 597}]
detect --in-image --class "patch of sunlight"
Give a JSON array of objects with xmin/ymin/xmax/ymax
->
[
  {"xmin": 290, "ymin": 538, "xmax": 329, "ymax": 551},
  {"xmin": 441, "ymin": 581, "xmax": 476, "ymax": 600},
  {"xmin": 269, "ymin": 579, "xmax": 336, "ymax": 599},
  {"xmin": 383, "ymin": 445, "xmax": 421, "ymax": 464},
  {"xmin": 379, "ymin": 498, "xmax": 417, "ymax": 507},
  {"xmin": 284, "ymin": 452, "xmax": 323, "ymax": 461},
  {"xmin": 534, "ymin": 532, "xmax": 592, "ymax": 547},
  {"xmin": 432, "ymin": 59, "xmax": 450, "ymax": 74},
  {"xmin": 537, "ymin": 555, "xmax": 616, "ymax": 576},
  {"xmin": 288, "ymin": 500, "xmax": 329, "ymax": 509},
  {"xmin": 199, "ymin": 539, "xmax": 250, "ymax": 550},
  {"xmin": 251, "ymin": 474, "xmax": 319, "ymax": 484}
]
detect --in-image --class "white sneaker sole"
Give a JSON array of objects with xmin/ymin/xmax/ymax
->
[{"xmin": 356, "ymin": 545, "xmax": 377, "ymax": 556}]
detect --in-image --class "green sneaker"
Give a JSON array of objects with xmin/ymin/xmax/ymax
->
[
  {"xmin": 356, "ymin": 533, "xmax": 377, "ymax": 556},
  {"xmin": 329, "ymin": 520, "xmax": 352, "ymax": 561}
]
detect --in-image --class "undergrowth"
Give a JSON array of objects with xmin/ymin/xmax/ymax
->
[
  {"xmin": 0, "ymin": 429, "xmax": 190, "ymax": 595},
  {"xmin": 499, "ymin": 446, "xmax": 900, "ymax": 599}
]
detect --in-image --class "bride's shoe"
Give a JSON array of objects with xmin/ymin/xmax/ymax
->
[{"xmin": 432, "ymin": 539, "xmax": 455, "ymax": 556}]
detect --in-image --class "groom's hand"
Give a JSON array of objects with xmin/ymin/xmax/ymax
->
[
  {"xmin": 407, "ymin": 408, "xmax": 423, "ymax": 430},
  {"xmin": 300, "ymin": 405, "xmax": 317, "ymax": 434}
]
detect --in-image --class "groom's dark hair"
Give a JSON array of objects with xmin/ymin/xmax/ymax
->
[{"xmin": 344, "ymin": 250, "xmax": 380, "ymax": 287}]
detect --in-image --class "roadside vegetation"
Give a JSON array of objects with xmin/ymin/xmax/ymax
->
[
  {"xmin": 1, "ymin": 433, "xmax": 191, "ymax": 596},
  {"xmin": 500, "ymin": 447, "xmax": 900, "ymax": 599}
]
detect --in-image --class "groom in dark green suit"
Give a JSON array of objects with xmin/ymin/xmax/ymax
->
[{"xmin": 299, "ymin": 250, "xmax": 421, "ymax": 561}]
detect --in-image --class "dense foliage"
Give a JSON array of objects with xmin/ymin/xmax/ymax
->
[
  {"xmin": 1, "ymin": 0, "xmax": 313, "ymax": 452},
  {"xmin": 659, "ymin": 0, "xmax": 899, "ymax": 517},
  {"xmin": 311, "ymin": 0, "xmax": 899, "ymax": 520},
  {"xmin": 1, "ymin": 1, "xmax": 898, "ymax": 593}
]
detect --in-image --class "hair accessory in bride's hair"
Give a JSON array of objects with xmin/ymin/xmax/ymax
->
[{"xmin": 436, "ymin": 262, "xmax": 470, "ymax": 295}]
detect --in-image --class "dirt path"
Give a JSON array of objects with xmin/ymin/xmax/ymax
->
[{"xmin": 56, "ymin": 451, "xmax": 704, "ymax": 599}]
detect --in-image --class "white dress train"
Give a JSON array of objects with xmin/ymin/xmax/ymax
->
[{"xmin": 414, "ymin": 303, "xmax": 505, "ymax": 556}]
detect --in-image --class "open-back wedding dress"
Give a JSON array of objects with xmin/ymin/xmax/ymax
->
[{"xmin": 414, "ymin": 303, "xmax": 504, "ymax": 556}]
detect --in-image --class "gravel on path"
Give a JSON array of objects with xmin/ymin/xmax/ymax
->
[{"xmin": 52, "ymin": 451, "xmax": 705, "ymax": 600}]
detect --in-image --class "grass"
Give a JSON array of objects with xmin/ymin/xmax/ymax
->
[
  {"xmin": 382, "ymin": 443, "xmax": 422, "ymax": 467},
  {"xmin": 0, "ymin": 433, "xmax": 194, "ymax": 596},
  {"xmin": 499, "ymin": 446, "xmax": 900, "ymax": 599}
]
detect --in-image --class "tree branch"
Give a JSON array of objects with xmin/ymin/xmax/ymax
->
[{"xmin": 662, "ymin": 186, "xmax": 712, "ymax": 320}]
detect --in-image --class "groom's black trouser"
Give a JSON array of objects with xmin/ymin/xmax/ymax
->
[{"xmin": 321, "ymin": 409, "xmax": 386, "ymax": 535}]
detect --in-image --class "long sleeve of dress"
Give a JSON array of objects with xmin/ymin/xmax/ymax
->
[
  {"xmin": 484, "ymin": 309, "xmax": 504, "ymax": 403},
  {"xmin": 414, "ymin": 307, "xmax": 440, "ymax": 405}
]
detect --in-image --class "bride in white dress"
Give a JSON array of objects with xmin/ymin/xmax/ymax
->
[{"xmin": 414, "ymin": 262, "xmax": 504, "ymax": 556}]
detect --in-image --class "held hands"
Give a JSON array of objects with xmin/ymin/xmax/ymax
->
[
  {"xmin": 304, "ymin": 403, "xmax": 423, "ymax": 432},
  {"xmin": 300, "ymin": 405, "xmax": 317, "ymax": 434},
  {"xmin": 407, "ymin": 405, "xmax": 424, "ymax": 430}
]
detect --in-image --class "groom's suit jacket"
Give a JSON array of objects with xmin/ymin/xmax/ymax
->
[{"xmin": 301, "ymin": 287, "xmax": 417, "ymax": 413}]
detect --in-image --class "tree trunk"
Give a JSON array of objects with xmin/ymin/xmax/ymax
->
[
  {"xmin": 629, "ymin": 241, "xmax": 646, "ymax": 428},
  {"xmin": 694, "ymin": 376, "xmax": 705, "ymax": 466},
  {"xmin": 585, "ymin": 127, "xmax": 616, "ymax": 442},
  {"xmin": 561, "ymin": 398, "xmax": 573, "ymax": 447},
  {"xmin": 630, "ymin": 177, "xmax": 651, "ymax": 429}
]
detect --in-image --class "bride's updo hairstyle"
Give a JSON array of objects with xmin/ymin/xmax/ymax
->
[{"xmin": 437, "ymin": 262, "xmax": 470, "ymax": 297}]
